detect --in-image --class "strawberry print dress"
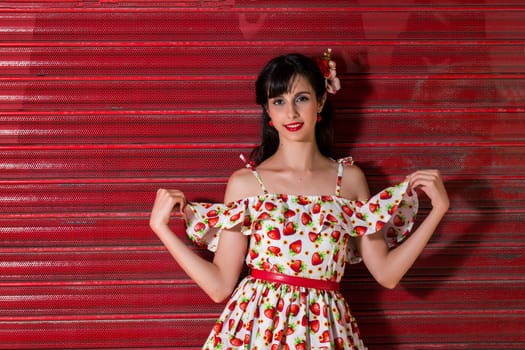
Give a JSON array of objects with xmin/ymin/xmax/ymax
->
[{"xmin": 184, "ymin": 157, "xmax": 418, "ymax": 349}]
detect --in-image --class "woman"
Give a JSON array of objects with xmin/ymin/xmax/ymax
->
[{"xmin": 149, "ymin": 52, "xmax": 449, "ymax": 349}]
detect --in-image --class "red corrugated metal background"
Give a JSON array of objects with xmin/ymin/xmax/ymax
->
[{"xmin": 0, "ymin": 1, "xmax": 524, "ymax": 349}]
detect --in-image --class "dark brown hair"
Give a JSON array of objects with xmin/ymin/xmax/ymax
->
[{"xmin": 250, "ymin": 53, "xmax": 335, "ymax": 165}]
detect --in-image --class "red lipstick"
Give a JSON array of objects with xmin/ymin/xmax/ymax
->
[{"xmin": 284, "ymin": 122, "xmax": 304, "ymax": 132}]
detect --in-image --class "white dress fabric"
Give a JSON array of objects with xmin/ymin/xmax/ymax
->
[{"xmin": 184, "ymin": 157, "xmax": 418, "ymax": 349}]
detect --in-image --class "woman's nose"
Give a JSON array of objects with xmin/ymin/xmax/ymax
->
[{"xmin": 286, "ymin": 103, "xmax": 299, "ymax": 119}]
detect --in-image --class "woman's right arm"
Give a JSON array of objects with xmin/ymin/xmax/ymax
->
[{"xmin": 149, "ymin": 169, "xmax": 253, "ymax": 303}]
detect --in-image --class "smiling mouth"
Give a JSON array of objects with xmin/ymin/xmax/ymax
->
[{"xmin": 284, "ymin": 122, "xmax": 304, "ymax": 132}]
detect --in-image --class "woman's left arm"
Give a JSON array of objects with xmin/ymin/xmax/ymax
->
[{"xmin": 357, "ymin": 169, "xmax": 449, "ymax": 289}]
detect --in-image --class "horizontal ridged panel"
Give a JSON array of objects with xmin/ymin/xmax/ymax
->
[
  {"xmin": 0, "ymin": 45, "xmax": 523, "ymax": 76},
  {"xmin": 0, "ymin": 211, "xmax": 523, "ymax": 248},
  {"xmin": 0, "ymin": 245, "xmax": 521, "ymax": 283},
  {"xmin": 0, "ymin": 147, "xmax": 523, "ymax": 178},
  {"xmin": 2, "ymin": 0, "xmax": 525, "ymax": 7},
  {"xmin": 0, "ymin": 249, "xmax": 194, "ymax": 282},
  {"xmin": 0, "ymin": 314, "xmax": 523, "ymax": 349},
  {"xmin": 0, "ymin": 112, "xmax": 260, "ymax": 144},
  {"xmin": 0, "ymin": 284, "xmax": 220, "ymax": 317},
  {"xmin": 357, "ymin": 313, "xmax": 525, "ymax": 345},
  {"xmin": 0, "ymin": 10, "xmax": 524, "ymax": 41},
  {"xmin": 0, "ymin": 77, "xmax": 522, "ymax": 110},
  {"xmin": 1, "ymin": 111, "xmax": 524, "ymax": 145},
  {"xmin": 0, "ymin": 318, "xmax": 214, "ymax": 348},
  {"xmin": 336, "ymin": 112, "xmax": 525, "ymax": 143},
  {"xmin": 0, "ymin": 1, "xmax": 523, "ymax": 349},
  {"xmin": 0, "ymin": 178, "xmax": 524, "ymax": 214},
  {"xmin": 1, "ymin": 281, "xmax": 522, "ymax": 318},
  {"xmin": 0, "ymin": 217, "xmax": 158, "ymax": 247}
]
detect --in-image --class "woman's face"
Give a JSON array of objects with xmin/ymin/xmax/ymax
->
[{"xmin": 267, "ymin": 75, "xmax": 325, "ymax": 143}]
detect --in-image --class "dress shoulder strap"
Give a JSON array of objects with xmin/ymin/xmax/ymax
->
[
  {"xmin": 335, "ymin": 156, "xmax": 354, "ymax": 196},
  {"xmin": 239, "ymin": 154, "xmax": 268, "ymax": 194},
  {"xmin": 250, "ymin": 168, "xmax": 268, "ymax": 194}
]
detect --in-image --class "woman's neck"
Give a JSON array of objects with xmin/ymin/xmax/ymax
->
[{"xmin": 271, "ymin": 142, "xmax": 326, "ymax": 171}]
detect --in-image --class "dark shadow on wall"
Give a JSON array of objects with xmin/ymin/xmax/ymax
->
[
  {"xmin": 332, "ymin": 47, "xmax": 372, "ymax": 161},
  {"xmin": 344, "ymin": 163, "xmax": 396, "ymax": 349},
  {"xmin": 337, "ymin": 3, "xmax": 501, "ymax": 348},
  {"xmin": 388, "ymin": 1, "xmax": 497, "ymax": 301},
  {"xmin": 331, "ymin": 46, "xmax": 398, "ymax": 348},
  {"xmin": 403, "ymin": 177, "xmax": 499, "ymax": 299}
]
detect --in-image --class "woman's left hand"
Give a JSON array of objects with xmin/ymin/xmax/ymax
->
[{"xmin": 406, "ymin": 169, "xmax": 449, "ymax": 214}]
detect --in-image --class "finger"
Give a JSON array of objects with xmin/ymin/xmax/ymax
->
[
  {"xmin": 409, "ymin": 174, "xmax": 439, "ymax": 189},
  {"xmin": 412, "ymin": 177, "xmax": 448, "ymax": 203},
  {"xmin": 178, "ymin": 196, "xmax": 187, "ymax": 215},
  {"xmin": 409, "ymin": 169, "xmax": 442, "ymax": 183},
  {"xmin": 163, "ymin": 189, "xmax": 187, "ymax": 214},
  {"xmin": 407, "ymin": 169, "xmax": 440, "ymax": 180}
]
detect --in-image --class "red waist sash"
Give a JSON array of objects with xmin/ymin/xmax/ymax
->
[{"xmin": 250, "ymin": 269, "xmax": 340, "ymax": 291}]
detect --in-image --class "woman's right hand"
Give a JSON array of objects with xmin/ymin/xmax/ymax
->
[
  {"xmin": 149, "ymin": 188, "xmax": 187, "ymax": 232},
  {"xmin": 406, "ymin": 169, "xmax": 449, "ymax": 215}
]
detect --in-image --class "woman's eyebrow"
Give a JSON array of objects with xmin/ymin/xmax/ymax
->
[{"xmin": 294, "ymin": 90, "xmax": 312, "ymax": 96}]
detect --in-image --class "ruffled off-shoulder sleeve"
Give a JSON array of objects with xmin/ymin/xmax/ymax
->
[
  {"xmin": 341, "ymin": 181, "xmax": 419, "ymax": 264},
  {"xmin": 183, "ymin": 199, "xmax": 252, "ymax": 252}
]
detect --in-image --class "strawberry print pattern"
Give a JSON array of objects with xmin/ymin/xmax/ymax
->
[{"xmin": 184, "ymin": 158, "xmax": 418, "ymax": 349}]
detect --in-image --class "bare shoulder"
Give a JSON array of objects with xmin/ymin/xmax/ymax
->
[
  {"xmin": 339, "ymin": 162, "xmax": 370, "ymax": 200},
  {"xmin": 224, "ymin": 167, "xmax": 262, "ymax": 202}
]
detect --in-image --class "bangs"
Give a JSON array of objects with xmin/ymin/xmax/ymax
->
[
  {"xmin": 266, "ymin": 67, "xmax": 297, "ymax": 100},
  {"xmin": 255, "ymin": 53, "xmax": 325, "ymax": 107}
]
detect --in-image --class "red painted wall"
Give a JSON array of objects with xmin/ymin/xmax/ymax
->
[{"xmin": 0, "ymin": 1, "xmax": 524, "ymax": 349}]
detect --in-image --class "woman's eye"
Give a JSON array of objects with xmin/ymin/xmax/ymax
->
[
  {"xmin": 272, "ymin": 99, "xmax": 284, "ymax": 105},
  {"xmin": 296, "ymin": 95, "xmax": 309, "ymax": 103}
]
